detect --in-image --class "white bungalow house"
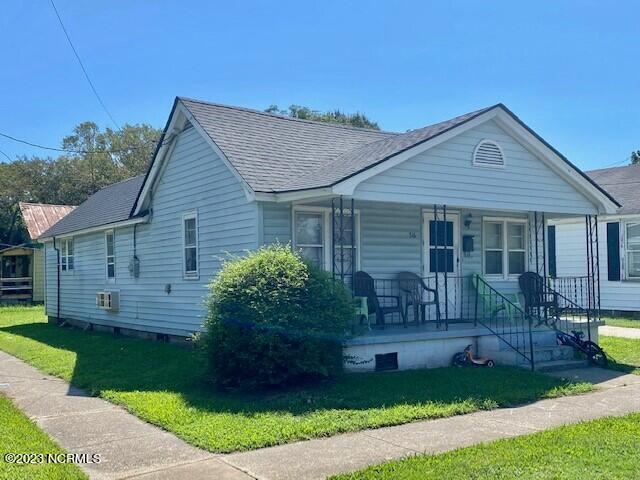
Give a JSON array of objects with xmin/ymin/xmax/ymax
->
[
  {"xmin": 552, "ymin": 164, "xmax": 640, "ymax": 314},
  {"xmin": 39, "ymin": 98, "xmax": 619, "ymax": 372}
]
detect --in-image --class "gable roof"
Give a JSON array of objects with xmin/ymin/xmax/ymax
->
[
  {"xmin": 41, "ymin": 176, "xmax": 145, "ymax": 238},
  {"xmin": 588, "ymin": 164, "xmax": 640, "ymax": 215},
  {"xmin": 18, "ymin": 202, "xmax": 76, "ymax": 240},
  {"xmin": 176, "ymin": 99, "xmax": 618, "ymax": 210}
]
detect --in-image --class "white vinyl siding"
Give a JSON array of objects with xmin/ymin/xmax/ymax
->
[
  {"xmin": 44, "ymin": 125, "xmax": 257, "ymax": 335},
  {"xmin": 554, "ymin": 219, "xmax": 640, "ymax": 312},
  {"xmin": 354, "ymin": 120, "xmax": 599, "ymax": 215}
]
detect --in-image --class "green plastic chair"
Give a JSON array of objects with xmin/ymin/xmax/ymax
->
[{"xmin": 471, "ymin": 274, "xmax": 523, "ymax": 324}]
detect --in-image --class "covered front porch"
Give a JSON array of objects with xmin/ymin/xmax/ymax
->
[
  {"xmin": 285, "ymin": 197, "xmax": 603, "ymax": 371},
  {"xmin": 0, "ymin": 246, "xmax": 36, "ymax": 303}
]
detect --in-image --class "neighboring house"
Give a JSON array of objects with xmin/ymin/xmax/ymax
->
[
  {"xmin": 39, "ymin": 98, "xmax": 618, "ymax": 371},
  {"xmin": 553, "ymin": 164, "xmax": 640, "ymax": 313},
  {"xmin": 0, "ymin": 203, "xmax": 75, "ymax": 303}
]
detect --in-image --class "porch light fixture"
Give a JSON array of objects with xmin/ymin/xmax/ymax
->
[{"xmin": 464, "ymin": 214, "xmax": 473, "ymax": 230}]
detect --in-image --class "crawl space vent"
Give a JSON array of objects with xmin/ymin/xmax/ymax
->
[
  {"xmin": 473, "ymin": 140, "xmax": 505, "ymax": 168},
  {"xmin": 375, "ymin": 352, "xmax": 399, "ymax": 371}
]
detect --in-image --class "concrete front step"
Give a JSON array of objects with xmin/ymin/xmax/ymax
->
[
  {"xmin": 534, "ymin": 359, "xmax": 589, "ymax": 372},
  {"xmin": 485, "ymin": 344, "xmax": 577, "ymax": 367}
]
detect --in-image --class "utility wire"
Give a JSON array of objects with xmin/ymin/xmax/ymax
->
[
  {"xmin": 0, "ymin": 131, "xmax": 159, "ymax": 155},
  {"xmin": 49, "ymin": 0, "xmax": 121, "ymax": 130},
  {"xmin": 0, "ymin": 148, "xmax": 11, "ymax": 161}
]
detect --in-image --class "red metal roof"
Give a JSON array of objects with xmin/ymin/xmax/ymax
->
[{"xmin": 18, "ymin": 202, "xmax": 76, "ymax": 240}]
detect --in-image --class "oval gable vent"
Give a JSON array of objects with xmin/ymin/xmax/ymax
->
[{"xmin": 473, "ymin": 140, "xmax": 505, "ymax": 168}]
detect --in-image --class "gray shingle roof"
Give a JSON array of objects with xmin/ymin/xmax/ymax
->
[
  {"xmin": 41, "ymin": 175, "xmax": 145, "ymax": 238},
  {"xmin": 180, "ymin": 98, "xmax": 396, "ymax": 192},
  {"xmin": 180, "ymin": 98, "xmax": 496, "ymax": 193},
  {"xmin": 588, "ymin": 164, "xmax": 640, "ymax": 215}
]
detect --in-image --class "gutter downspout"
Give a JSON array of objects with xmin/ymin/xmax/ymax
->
[{"xmin": 53, "ymin": 237, "xmax": 61, "ymax": 324}]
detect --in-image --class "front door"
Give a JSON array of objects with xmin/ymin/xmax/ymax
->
[{"xmin": 422, "ymin": 212, "xmax": 460, "ymax": 320}]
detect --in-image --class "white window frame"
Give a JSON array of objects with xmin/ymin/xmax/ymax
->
[
  {"xmin": 60, "ymin": 238, "xmax": 74, "ymax": 272},
  {"xmin": 105, "ymin": 230, "xmax": 115, "ymax": 282},
  {"xmin": 482, "ymin": 217, "xmax": 528, "ymax": 280},
  {"xmin": 623, "ymin": 221, "xmax": 640, "ymax": 280},
  {"xmin": 291, "ymin": 205, "xmax": 360, "ymax": 272},
  {"xmin": 182, "ymin": 211, "xmax": 199, "ymax": 279}
]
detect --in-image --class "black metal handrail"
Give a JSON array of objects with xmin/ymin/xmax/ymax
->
[
  {"xmin": 545, "ymin": 277, "xmax": 595, "ymax": 342},
  {"xmin": 472, "ymin": 274, "xmax": 535, "ymax": 370}
]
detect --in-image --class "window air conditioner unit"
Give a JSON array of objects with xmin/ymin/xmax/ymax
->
[{"xmin": 96, "ymin": 291, "xmax": 119, "ymax": 311}]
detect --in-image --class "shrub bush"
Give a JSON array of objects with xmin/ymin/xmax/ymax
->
[{"xmin": 202, "ymin": 244, "xmax": 353, "ymax": 389}]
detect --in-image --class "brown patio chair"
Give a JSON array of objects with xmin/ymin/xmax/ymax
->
[
  {"xmin": 518, "ymin": 271, "xmax": 563, "ymax": 326},
  {"xmin": 353, "ymin": 271, "xmax": 404, "ymax": 327},
  {"xmin": 396, "ymin": 271, "xmax": 442, "ymax": 328}
]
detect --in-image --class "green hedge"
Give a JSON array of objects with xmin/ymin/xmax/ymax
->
[{"xmin": 202, "ymin": 245, "xmax": 353, "ymax": 389}]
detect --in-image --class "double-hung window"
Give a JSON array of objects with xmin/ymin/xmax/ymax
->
[
  {"xmin": 183, "ymin": 212, "xmax": 198, "ymax": 278},
  {"xmin": 294, "ymin": 210, "xmax": 325, "ymax": 268},
  {"xmin": 483, "ymin": 219, "xmax": 527, "ymax": 277},
  {"xmin": 625, "ymin": 222, "xmax": 640, "ymax": 279},
  {"xmin": 61, "ymin": 238, "xmax": 74, "ymax": 271},
  {"xmin": 105, "ymin": 231, "xmax": 115, "ymax": 281},
  {"xmin": 483, "ymin": 221, "xmax": 503, "ymax": 275}
]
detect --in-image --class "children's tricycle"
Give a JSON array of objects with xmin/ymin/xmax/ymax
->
[{"xmin": 452, "ymin": 344, "xmax": 495, "ymax": 367}]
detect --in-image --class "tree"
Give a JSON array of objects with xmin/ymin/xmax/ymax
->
[
  {"xmin": 0, "ymin": 122, "xmax": 161, "ymax": 245},
  {"xmin": 265, "ymin": 104, "xmax": 380, "ymax": 130},
  {"xmin": 632, "ymin": 150, "xmax": 640, "ymax": 165}
]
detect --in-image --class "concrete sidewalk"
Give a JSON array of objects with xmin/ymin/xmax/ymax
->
[
  {"xmin": 2, "ymin": 350, "xmax": 640, "ymax": 480},
  {"xmin": 222, "ymin": 368, "xmax": 640, "ymax": 479},
  {"xmin": 600, "ymin": 325, "xmax": 640, "ymax": 339},
  {"xmin": 0, "ymin": 351, "xmax": 250, "ymax": 480}
]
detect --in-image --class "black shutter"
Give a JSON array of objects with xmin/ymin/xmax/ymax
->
[
  {"xmin": 607, "ymin": 222, "xmax": 621, "ymax": 281},
  {"xmin": 547, "ymin": 225, "xmax": 556, "ymax": 278}
]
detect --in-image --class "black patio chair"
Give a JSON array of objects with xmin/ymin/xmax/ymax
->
[
  {"xmin": 396, "ymin": 271, "xmax": 442, "ymax": 328},
  {"xmin": 353, "ymin": 271, "xmax": 404, "ymax": 327},
  {"xmin": 518, "ymin": 271, "xmax": 562, "ymax": 326}
]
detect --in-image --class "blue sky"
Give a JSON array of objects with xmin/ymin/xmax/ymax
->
[{"xmin": 1, "ymin": 1, "xmax": 638, "ymax": 170}]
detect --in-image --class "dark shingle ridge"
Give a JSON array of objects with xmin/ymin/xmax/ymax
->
[
  {"xmin": 40, "ymin": 175, "xmax": 145, "ymax": 238},
  {"xmin": 177, "ymin": 96, "xmax": 399, "ymax": 135},
  {"xmin": 587, "ymin": 164, "xmax": 640, "ymax": 214}
]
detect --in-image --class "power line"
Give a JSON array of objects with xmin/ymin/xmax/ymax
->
[
  {"xmin": 0, "ymin": 131, "xmax": 158, "ymax": 155},
  {"xmin": 0, "ymin": 148, "xmax": 11, "ymax": 161},
  {"xmin": 49, "ymin": 0, "xmax": 121, "ymax": 130},
  {"xmin": 598, "ymin": 155, "xmax": 633, "ymax": 170}
]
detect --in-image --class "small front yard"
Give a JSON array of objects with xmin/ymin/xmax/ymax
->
[
  {"xmin": 603, "ymin": 316, "xmax": 640, "ymax": 329},
  {"xmin": 0, "ymin": 306, "xmax": 592, "ymax": 453},
  {"xmin": 0, "ymin": 394, "xmax": 86, "ymax": 480},
  {"xmin": 332, "ymin": 412, "xmax": 640, "ymax": 480},
  {"xmin": 600, "ymin": 335, "xmax": 640, "ymax": 375}
]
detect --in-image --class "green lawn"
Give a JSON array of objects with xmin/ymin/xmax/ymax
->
[
  {"xmin": 0, "ymin": 394, "xmax": 86, "ymax": 480},
  {"xmin": 0, "ymin": 306, "xmax": 592, "ymax": 453},
  {"xmin": 600, "ymin": 335, "xmax": 640, "ymax": 375},
  {"xmin": 332, "ymin": 413, "xmax": 640, "ymax": 479},
  {"xmin": 603, "ymin": 316, "xmax": 640, "ymax": 329}
]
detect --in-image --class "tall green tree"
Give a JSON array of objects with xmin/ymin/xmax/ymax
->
[
  {"xmin": 0, "ymin": 122, "xmax": 161, "ymax": 245},
  {"xmin": 265, "ymin": 104, "xmax": 380, "ymax": 130}
]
